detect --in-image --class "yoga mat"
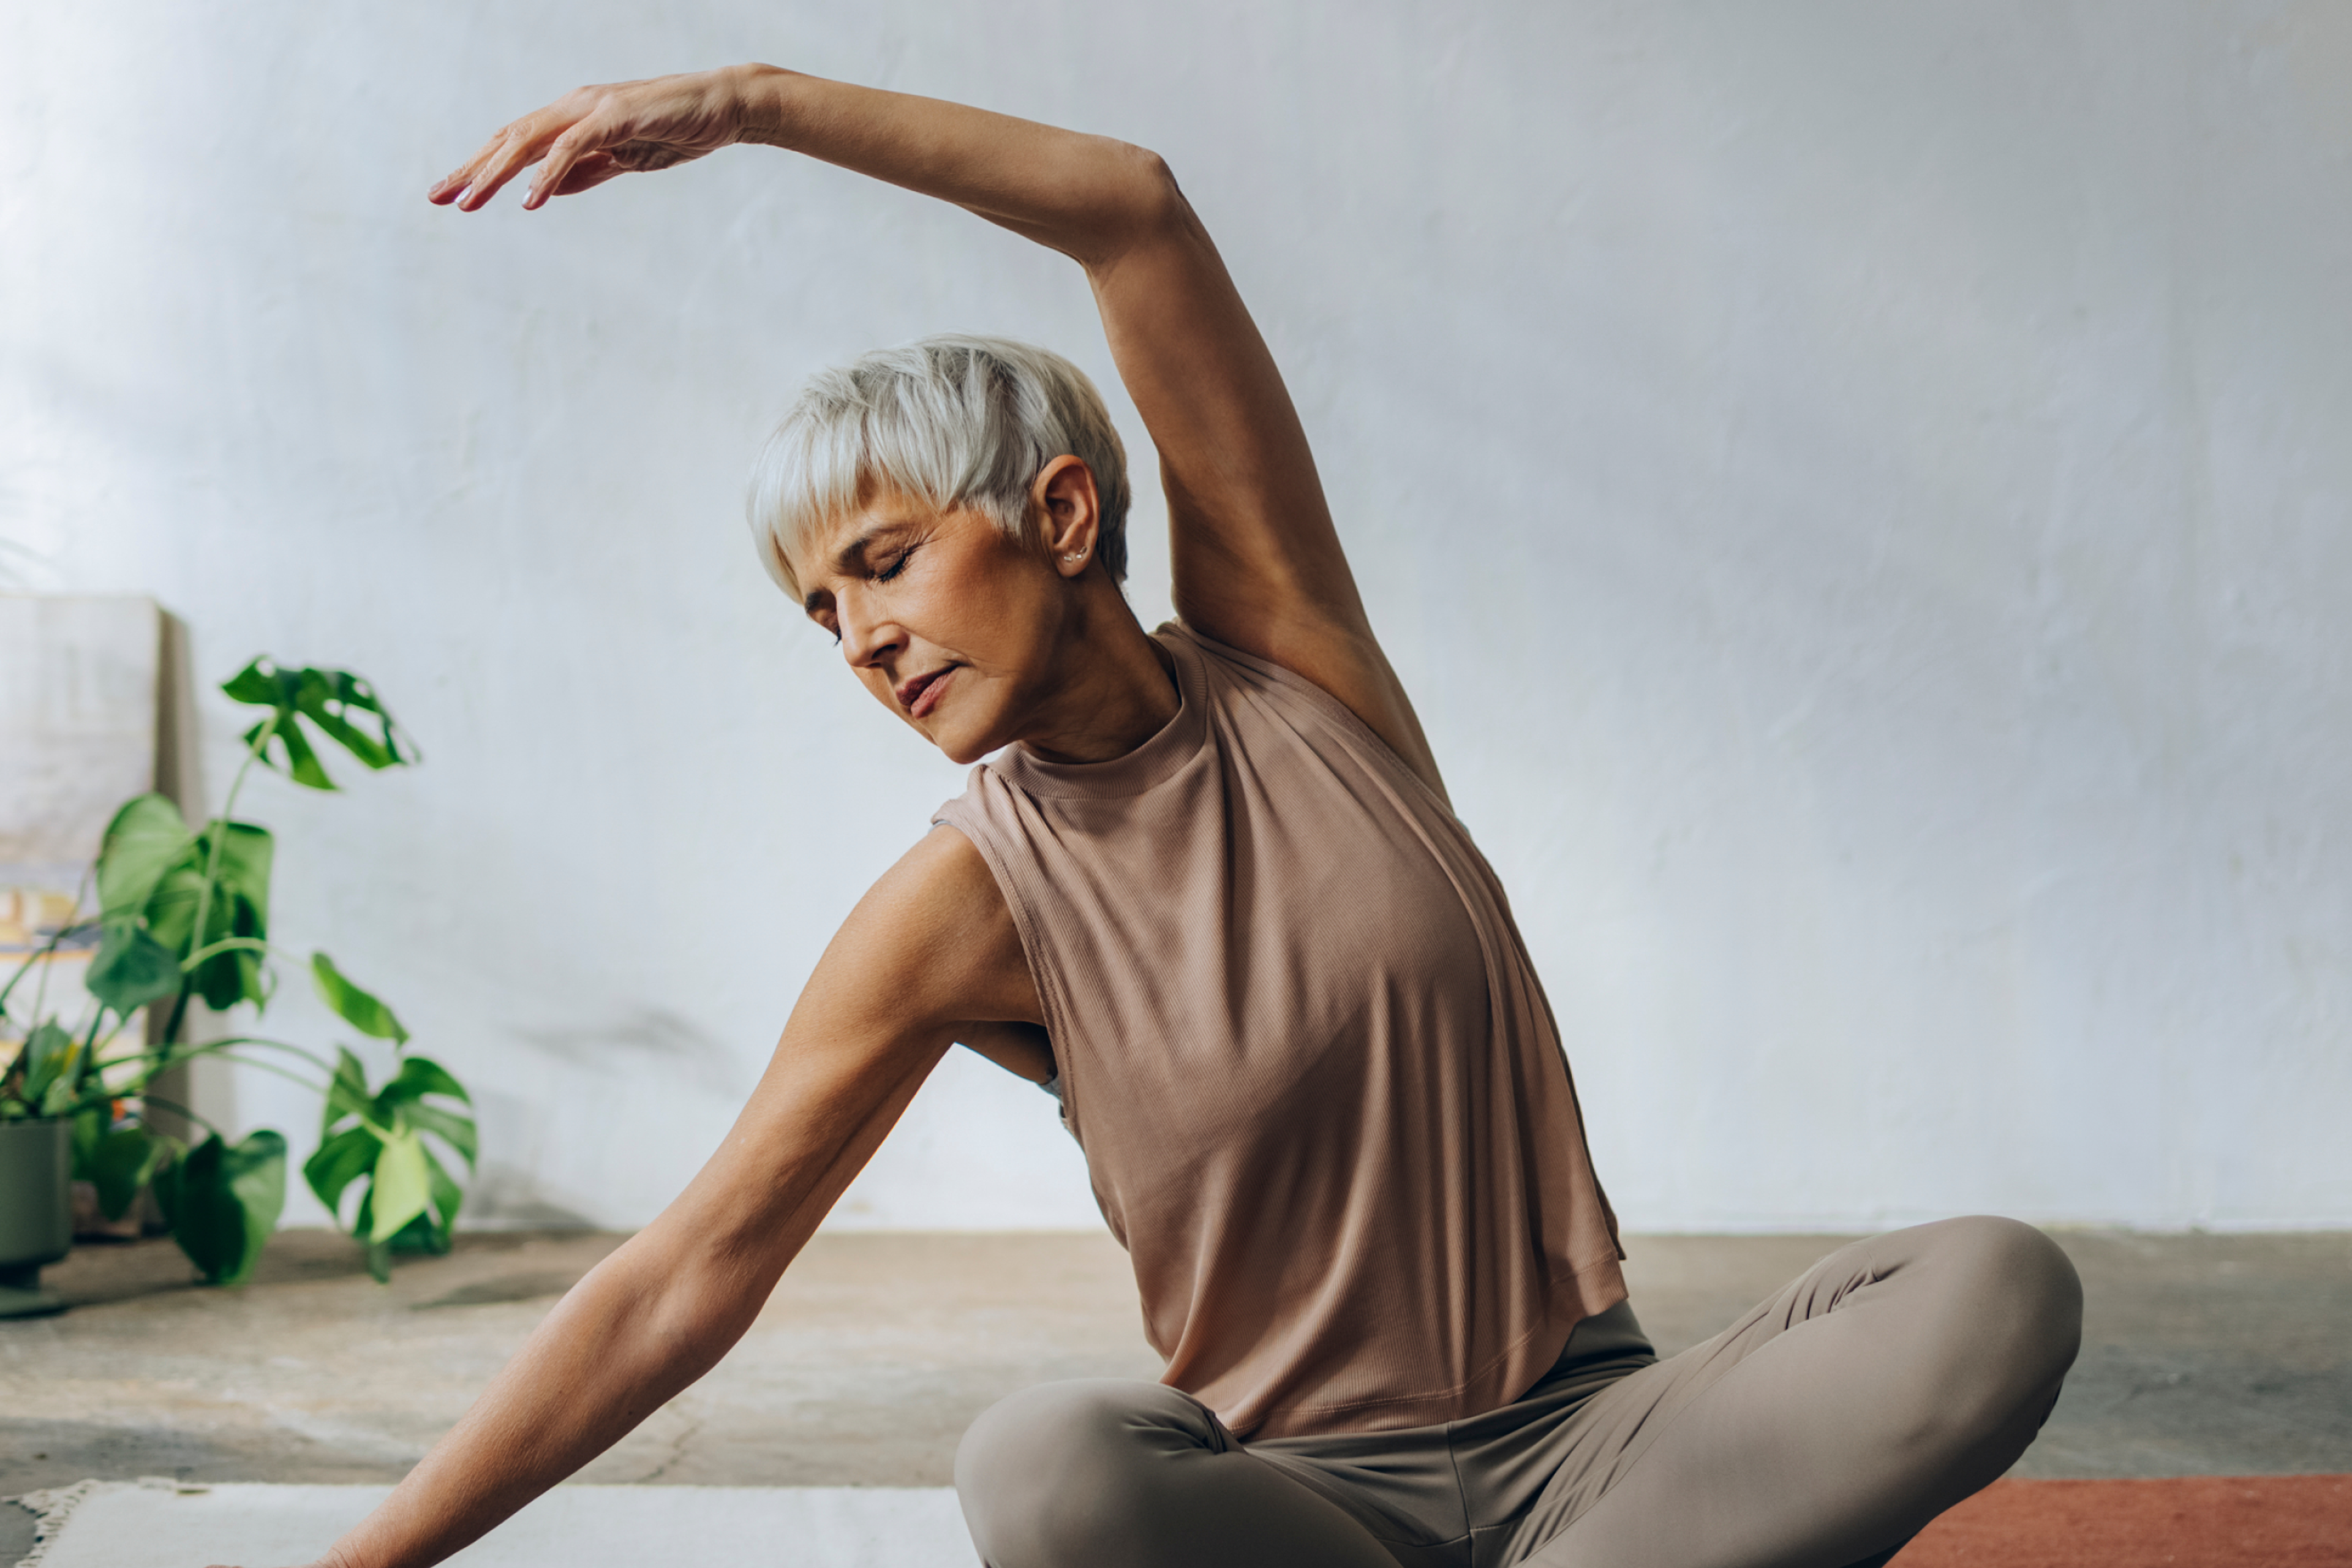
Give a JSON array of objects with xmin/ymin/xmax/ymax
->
[
  {"xmin": 1895, "ymin": 1476, "xmax": 2352, "ymax": 1567},
  {"xmin": 12, "ymin": 1481, "xmax": 976, "ymax": 1567},
  {"xmin": 20, "ymin": 1475, "xmax": 2349, "ymax": 1566}
]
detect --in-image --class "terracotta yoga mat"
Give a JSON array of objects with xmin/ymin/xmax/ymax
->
[{"xmin": 1896, "ymin": 1476, "xmax": 2352, "ymax": 1567}]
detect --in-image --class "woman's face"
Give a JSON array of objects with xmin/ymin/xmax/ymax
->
[{"xmin": 790, "ymin": 489, "xmax": 1076, "ymax": 766}]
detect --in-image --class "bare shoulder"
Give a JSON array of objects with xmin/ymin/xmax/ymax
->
[{"xmin": 790, "ymin": 825, "xmax": 1041, "ymax": 1049}]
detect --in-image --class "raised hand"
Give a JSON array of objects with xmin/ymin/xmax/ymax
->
[{"xmin": 429, "ymin": 66, "xmax": 761, "ymax": 212}]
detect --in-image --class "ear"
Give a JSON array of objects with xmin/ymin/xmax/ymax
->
[{"xmin": 1030, "ymin": 456, "xmax": 1101, "ymax": 579}]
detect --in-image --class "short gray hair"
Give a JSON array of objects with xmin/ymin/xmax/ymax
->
[{"xmin": 748, "ymin": 334, "xmax": 1131, "ymax": 600}]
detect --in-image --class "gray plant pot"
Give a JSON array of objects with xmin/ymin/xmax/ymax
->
[{"xmin": 0, "ymin": 1117, "xmax": 73, "ymax": 1318}]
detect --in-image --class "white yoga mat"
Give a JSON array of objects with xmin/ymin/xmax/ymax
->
[{"xmin": 14, "ymin": 1480, "xmax": 976, "ymax": 1568}]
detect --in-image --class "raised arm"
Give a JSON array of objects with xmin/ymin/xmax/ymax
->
[
  {"xmin": 270, "ymin": 831, "xmax": 1036, "ymax": 1568},
  {"xmin": 434, "ymin": 65, "xmax": 1445, "ymax": 797}
]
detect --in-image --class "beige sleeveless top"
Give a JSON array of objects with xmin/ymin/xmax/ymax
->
[{"xmin": 935, "ymin": 624, "xmax": 1624, "ymax": 1439}]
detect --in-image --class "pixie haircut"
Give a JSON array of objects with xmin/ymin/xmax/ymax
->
[{"xmin": 748, "ymin": 334, "xmax": 1131, "ymax": 601}]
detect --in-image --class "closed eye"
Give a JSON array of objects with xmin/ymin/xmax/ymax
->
[{"xmin": 872, "ymin": 544, "xmax": 920, "ymax": 584}]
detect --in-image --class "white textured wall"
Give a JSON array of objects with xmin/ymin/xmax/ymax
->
[{"xmin": 4, "ymin": 2, "xmax": 2346, "ymax": 1232}]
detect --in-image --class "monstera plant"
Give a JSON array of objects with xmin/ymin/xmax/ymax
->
[{"xmin": 0, "ymin": 659, "xmax": 475, "ymax": 1285}]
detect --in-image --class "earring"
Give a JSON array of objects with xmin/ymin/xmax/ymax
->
[{"xmin": 1063, "ymin": 552, "xmax": 1084, "ymax": 562}]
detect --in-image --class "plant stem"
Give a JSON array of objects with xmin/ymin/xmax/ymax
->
[
  {"xmin": 17, "ymin": 873, "xmax": 94, "ymax": 1037},
  {"xmin": 184, "ymin": 710, "xmax": 279, "ymax": 987},
  {"xmin": 92, "ymin": 1032, "xmax": 342, "ymax": 1082},
  {"xmin": 75, "ymin": 1000, "xmax": 115, "ymax": 1092},
  {"xmin": 180, "ymin": 935, "xmax": 281, "ymax": 969},
  {"xmin": 0, "ymin": 918, "xmax": 97, "ymax": 1018},
  {"xmin": 130, "ymin": 1093, "xmax": 225, "ymax": 1140},
  {"xmin": 61, "ymin": 1045, "xmax": 323, "ymax": 1119}
]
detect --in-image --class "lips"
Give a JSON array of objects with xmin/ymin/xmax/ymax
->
[{"xmin": 897, "ymin": 666, "xmax": 955, "ymax": 718}]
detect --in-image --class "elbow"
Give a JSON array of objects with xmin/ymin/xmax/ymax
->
[{"xmin": 1094, "ymin": 142, "xmax": 1193, "ymax": 255}]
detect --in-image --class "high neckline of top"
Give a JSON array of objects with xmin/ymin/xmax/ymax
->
[{"xmin": 993, "ymin": 623, "xmax": 1209, "ymax": 800}]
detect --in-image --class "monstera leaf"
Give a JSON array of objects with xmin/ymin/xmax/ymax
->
[
  {"xmin": 222, "ymin": 660, "xmax": 419, "ymax": 792},
  {"xmin": 304, "ymin": 1048, "xmax": 475, "ymax": 1282}
]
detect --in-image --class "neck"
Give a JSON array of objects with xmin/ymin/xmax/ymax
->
[{"xmin": 1017, "ymin": 590, "xmax": 1180, "ymax": 766}]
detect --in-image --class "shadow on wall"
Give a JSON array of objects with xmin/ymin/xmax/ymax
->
[
  {"xmin": 511, "ymin": 1006, "xmax": 747, "ymax": 1101},
  {"xmin": 461, "ymin": 1161, "xmax": 601, "ymax": 1232}
]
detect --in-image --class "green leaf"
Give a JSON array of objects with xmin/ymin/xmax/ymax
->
[
  {"xmin": 320, "ymin": 1044, "xmax": 374, "ymax": 1137},
  {"xmin": 292, "ymin": 668, "xmax": 412, "ymax": 772},
  {"xmin": 96, "ymin": 796, "xmax": 195, "ymax": 919},
  {"xmin": 183, "ymin": 823, "xmax": 274, "ymax": 1011},
  {"xmin": 220, "ymin": 658, "xmax": 296, "ymax": 708},
  {"xmin": 367, "ymin": 1127, "xmax": 432, "ymax": 1243},
  {"xmin": 91, "ymin": 1126, "xmax": 170, "ymax": 1220},
  {"xmin": 247, "ymin": 712, "xmax": 337, "ymax": 791},
  {"xmin": 141, "ymin": 820, "xmax": 274, "ymax": 1014},
  {"xmin": 206, "ymin": 823, "xmax": 276, "ymax": 935},
  {"xmin": 374, "ymin": 1054, "xmax": 470, "ymax": 1110},
  {"xmin": 311, "ymin": 953, "xmax": 408, "ymax": 1045},
  {"xmin": 87, "ymin": 921, "xmax": 186, "ymax": 1017},
  {"xmin": 222, "ymin": 659, "xmax": 419, "ymax": 791},
  {"xmin": 140, "ymin": 858, "xmax": 206, "ymax": 953},
  {"xmin": 303, "ymin": 1124, "xmax": 382, "ymax": 1220},
  {"xmin": 156, "ymin": 1129, "xmax": 287, "ymax": 1286},
  {"xmin": 402, "ymin": 1099, "xmax": 478, "ymax": 1169},
  {"xmin": 412, "ymin": 1144, "xmax": 464, "ymax": 1253},
  {"xmin": 68, "ymin": 1104, "xmax": 109, "ymax": 1175},
  {"xmin": 20, "ymin": 1020, "xmax": 77, "ymax": 1105}
]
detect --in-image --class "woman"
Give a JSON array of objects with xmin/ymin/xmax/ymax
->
[{"xmin": 277, "ymin": 63, "xmax": 2079, "ymax": 1568}]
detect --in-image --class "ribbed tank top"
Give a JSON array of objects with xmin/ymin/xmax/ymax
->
[{"xmin": 935, "ymin": 624, "xmax": 1624, "ymax": 1439}]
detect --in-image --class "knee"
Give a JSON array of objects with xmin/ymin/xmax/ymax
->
[
  {"xmin": 1902, "ymin": 1216, "xmax": 2082, "ymax": 1450},
  {"xmin": 1938, "ymin": 1215, "xmax": 2083, "ymax": 1381},
  {"xmin": 956, "ymin": 1381, "xmax": 1220, "ymax": 1566}
]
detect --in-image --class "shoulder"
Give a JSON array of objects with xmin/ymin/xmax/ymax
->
[{"xmin": 805, "ymin": 826, "xmax": 1041, "ymax": 1034}]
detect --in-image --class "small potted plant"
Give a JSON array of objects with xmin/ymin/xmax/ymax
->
[
  {"xmin": 0, "ymin": 1053, "xmax": 72, "ymax": 1316},
  {"xmin": 0, "ymin": 659, "xmax": 477, "ymax": 1312}
]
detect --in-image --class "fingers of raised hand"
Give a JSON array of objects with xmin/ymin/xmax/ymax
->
[
  {"xmin": 428, "ymin": 123, "xmax": 531, "ymax": 209},
  {"xmin": 462, "ymin": 115, "xmax": 563, "ymax": 211},
  {"xmin": 526, "ymin": 118, "xmax": 620, "ymax": 209},
  {"xmin": 430, "ymin": 96, "xmax": 600, "ymax": 211}
]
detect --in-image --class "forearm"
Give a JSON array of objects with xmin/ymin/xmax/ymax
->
[
  {"xmin": 320, "ymin": 1235, "xmax": 760, "ymax": 1568},
  {"xmin": 312, "ymin": 1026, "xmax": 944, "ymax": 1568},
  {"xmin": 736, "ymin": 65, "xmax": 1174, "ymax": 267}
]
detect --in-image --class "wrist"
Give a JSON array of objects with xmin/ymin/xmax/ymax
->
[{"xmin": 728, "ymin": 63, "xmax": 803, "ymax": 149}]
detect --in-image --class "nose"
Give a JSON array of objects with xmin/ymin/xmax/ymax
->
[{"xmin": 836, "ymin": 592, "xmax": 904, "ymax": 670}]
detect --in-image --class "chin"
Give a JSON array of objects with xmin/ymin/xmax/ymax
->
[
  {"xmin": 921, "ymin": 688, "xmax": 1018, "ymax": 766},
  {"xmin": 934, "ymin": 731, "xmax": 996, "ymax": 766},
  {"xmin": 915, "ymin": 714, "xmax": 986, "ymax": 765}
]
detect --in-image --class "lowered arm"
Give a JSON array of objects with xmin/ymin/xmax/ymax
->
[{"xmin": 294, "ymin": 829, "xmax": 1035, "ymax": 1568}]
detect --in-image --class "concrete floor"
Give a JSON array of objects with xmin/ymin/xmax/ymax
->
[{"xmin": 5, "ymin": 1227, "xmax": 2347, "ymax": 1558}]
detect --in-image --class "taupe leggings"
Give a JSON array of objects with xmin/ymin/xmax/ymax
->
[{"xmin": 957, "ymin": 1217, "xmax": 2082, "ymax": 1568}]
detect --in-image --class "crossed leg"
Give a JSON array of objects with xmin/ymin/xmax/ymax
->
[
  {"xmin": 955, "ymin": 1217, "xmax": 2082, "ymax": 1568},
  {"xmin": 1511, "ymin": 1216, "xmax": 2082, "ymax": 1566}
]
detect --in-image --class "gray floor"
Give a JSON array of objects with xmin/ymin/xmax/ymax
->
[{"xmin": 4, "ymin": 1227, "xmax": 2346, "ymax": 1558}]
